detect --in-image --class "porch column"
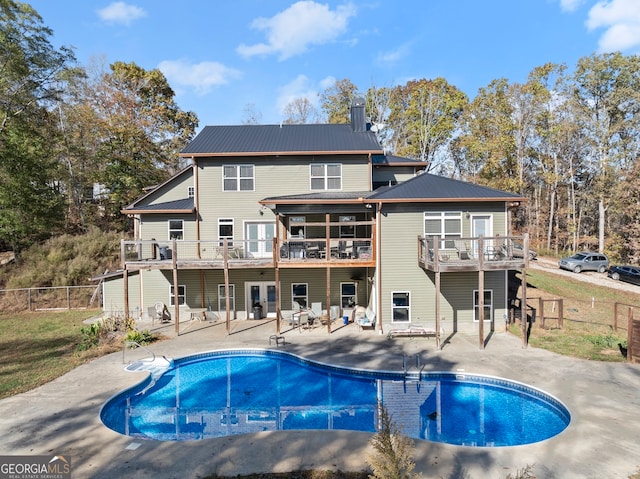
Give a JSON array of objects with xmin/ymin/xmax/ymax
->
[
  {"xmin": 435, "ymin": 271, "xmax": 441, "ymax": 350},
  {"xmin": 478, "ymin": 269, "xmax": 485, "ymax": 350},
  {"xmin": 123, "ymin": 268, "xmax": 129, "ymax": 319},
  {"xmin": 325, "ymin": 213, "xmax": 331, "ymax": 333}
]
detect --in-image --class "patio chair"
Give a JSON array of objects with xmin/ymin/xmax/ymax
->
[
  {"xmin": 310, "ymin": 302, "xmax": 323, "ymax": 320},
  {"xmin": 154, "ymin": 302, "xmax": 171, "ymax": 323},
  {"xmin": 147, "ymin": 306, "xmax": 161, "ymax": 324},
  {"xmin": 454, "ymin": 240, "xmax": 473, "ymax": 260}
]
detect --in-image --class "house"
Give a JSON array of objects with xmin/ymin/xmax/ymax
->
[{"xmin": 101, "ymin": 99, "xmax": 530, "ymax": 348}]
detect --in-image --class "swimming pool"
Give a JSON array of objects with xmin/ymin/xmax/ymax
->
[{"xmin": 101, "ymin": 349, "xmax": 570, "ymax": 446}]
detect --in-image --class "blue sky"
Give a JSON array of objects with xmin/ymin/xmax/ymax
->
[{"xmin": 28, "ymin": 0, "xmax": 640, "ymax": 129}]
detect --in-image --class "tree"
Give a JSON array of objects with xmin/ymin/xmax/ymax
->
[
  {"xmin": 282, "ymin": 97, "xmax": 318, "ymax": 124},
  {"xmin": 241, "ymin": 103, "xmax": 262, "ymax": 124},
  {"xmin": 365, "ymin": 84, "xmax": 393, "ymax": 152},
  {"xmin": 388, "ymin": 78, "xmax": 468, "ymax": 173},
  {"xmin": 0, "ymin": 0, "xmax": 75, "ymax": 252},
  {"xmin": 570, "ymin": 52, "xmax": 640, "ymax": 253},
  {"xmin": 319, "ymin": 78, "xmax": 359, "ymax": 123},
  {"xmin": 57, "ymin": 60, "xmax": 199, "ymax": 231},
  {"xmin": 453, "ymin": 78, "xmax": 519, "ymax": 190}
]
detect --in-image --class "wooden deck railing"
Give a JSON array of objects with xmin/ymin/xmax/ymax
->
[
  {"xmin": 418, "ymin": 234, "xmax": 529, "ymax": 272},
  {"xmin": 122, "ymin": 237, "xmax": 375, "ymax": 270}
]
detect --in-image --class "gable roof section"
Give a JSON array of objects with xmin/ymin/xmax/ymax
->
[
  {"xmin": 121, "ymin": 166, "xmax": 193, "ymax": 215},
  {"xmin": 367, "ymin": 172, "xmax": 524, "ymax": 203},
  {"xmin": 123, "ymin": 198, "xmax": 195, "ymax": 215},
  {"xmin": 180, "ymin": 124, "xmax": 383, "ymax": 157}
]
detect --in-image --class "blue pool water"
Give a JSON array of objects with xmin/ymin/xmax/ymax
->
[{"xmin": 101, "ymin": 350, "xmax": 570, "ymax": 446}]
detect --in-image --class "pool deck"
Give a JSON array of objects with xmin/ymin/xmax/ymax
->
[{"xmin": 1, "ymin": 318, "xmax": 639, "ymax": 479}]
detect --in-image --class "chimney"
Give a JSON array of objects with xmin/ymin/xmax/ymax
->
[{"xmin": 350, "ymin": 97, "xmax": 366, "ymax": 132}]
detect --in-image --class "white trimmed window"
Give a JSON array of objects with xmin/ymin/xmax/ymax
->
[
  {"xmin": 188, "ymin": 186, "xmax": 195, "ymax": 198},
  {"xmin": 218, "ymin": 284, "xmax": 235, "ymax": 312},
  {"xmin": 170, "ymin": 285, "xmax": 186, "ymax": 306},
  {"xmin": 391, "ymin": 291, "xmax": 410, "ymax": 323},
  {"xmin": 218, "ymin": 218, "xmax": 234, "ymax": 245},
  {"xmin": 223, "ymin": 165, "xmax": 254, "ymax": 191},
  {"xmin": 424, "ymin": 212, "xmax": 462, "ymax": 247},
  {"xmin": 291, "ymin": 283, "xmax": 308, "ymax": 309},
  {"xmin": 340, "ymin": 282, "xmax": 357, "ymax": 309},
  {"xmin": 473, "ymin": 290, "xmax": 493, "ymax": 322},
  {"xmin": 168, "ymin": 219, "xmax": 184, "ymax": 240},
  {"xmin": 310, "ymin": 164, "xmax": 341, "ymax": 190}
]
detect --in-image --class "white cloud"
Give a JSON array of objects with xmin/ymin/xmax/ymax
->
[
  {"xmin": 586, "ymin": 0, "xmax": 640, "ymax": 51},
  {"xmin": 276, "ymin": 74, "xmax": 320, "ymax": 115},
  {"xmin": 97, "ymin": 2, "xmax": 146, "ymax": 26},
  {"xmin": 558, "ymin": 0, "xmax": 585, "ymax": 13},
  {"xmin": 237, "ymin": 1, "xmax": 357, "ymax": 61},
  {"xmin": 376, "ymin": 42, "xmax": 412, "ymax": 66},
  {"xmin": 158, "ymin": 60, "xmax": 243, "ymax": 95}
]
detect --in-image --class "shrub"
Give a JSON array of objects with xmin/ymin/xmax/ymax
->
[{"xmin": 366, "ymin": 404, "xmax": 418, "ymax": 479}]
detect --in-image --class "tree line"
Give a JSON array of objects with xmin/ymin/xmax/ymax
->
[
  {"xmin": 3, "ymin": 0, "xmax": 640, "ymax": 264},
  {"xmin": 281, "ymin": 58, "xmax": 640, "ymax": 263}
]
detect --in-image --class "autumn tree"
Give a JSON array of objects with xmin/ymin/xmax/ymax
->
[
  {"xmin": 388, "ymin": 78, "xmax": 468, "ymax": 173},
  {"xmin": 0, "ymin": 0, "xmax": 75, "ymax": 252},
  {"xmin": 570, "ymin": 52, "xmax": 640, "ymax": 253},
  {"xmin": 319, "ymin": 78, "xmax": 359, "ymax": 123},
  {"xmin": 452, "ymin": 78, "xmax": 518, "ymax": 190},
  {"xmin": 57, "ymin": 60, "xmax": 198, "ymax": 231}
]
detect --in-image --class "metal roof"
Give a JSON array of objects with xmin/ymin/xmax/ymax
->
[
  {"xmin": 367, "ymin": 172, "xmax": 524, "ymax": 202},
  {"xmin": 181, "ymin": 124, "xmax": 383, "ymax": 156},
  {"xmin": 123, "ymin": 198, "xmax": 195, "ymax": 214},
  {"xmin": 372, "ymin": 154, "xmax": 424, "ymax": 166},
  {"xmin": 262, "ymin": 191, "xmax": 371, "ymax": 203}
]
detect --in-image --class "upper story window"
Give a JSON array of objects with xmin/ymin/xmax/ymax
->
[
  {"xmin": 218, "ymin": 218, "xmax": 233, "ymax": 245},
  {"xmin": 188, "ymin": 186, "xmax": 195, "ymax": 198},
  {"xmin": 168, "ymin": 219, "xmax": 184, "ymax": 240},
  {"xmin": 310, "ymin": 164, "xmax": 341, "ymax": 190},
  {"xmin": 223, "ymin": 165, "xmax": 254, "ymax": 191},
  {"xmin": 424, "ymin": 212, "xmax": 461, "ymax": 247}
]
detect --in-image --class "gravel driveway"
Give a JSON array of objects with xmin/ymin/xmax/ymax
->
[{"xmin": 529, "ymin": 256, "xmax": 640, "ymax": 294}]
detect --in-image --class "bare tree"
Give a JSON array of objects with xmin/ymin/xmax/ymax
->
[
  {"xmin": 241, "ymin": 103, "xmax": 262, "ymax": 124},
  {"xmin": 282, "ymin": 97, "xmax": 318, "ymax": 124}
]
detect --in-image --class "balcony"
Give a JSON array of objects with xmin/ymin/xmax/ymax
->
[
  {"xmin": 418, "ymin": 235, "xmax": 529, "ymax": 273},
  {"xmin": 122, "ymin": 237, "xmax": 375, "ymax": 271}
]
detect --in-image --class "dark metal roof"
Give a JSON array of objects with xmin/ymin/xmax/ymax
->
[
  {"xmin": 372, "ymin": 154, "xmax": 424, "ymax": 166},
  {"xmin": 181, "ymin": 124, "xmax": 383, "ymax": 156},
  {"xmin": 262, "ymin": 191, "xmax": 371, "ymax": 203},
  {"xmin": 367, "ymin": 173, "xmax": 524, "ymax": 202},
  {"xmin": 123, "ymin": 198, "xmax": 195, "ymax": 213}
]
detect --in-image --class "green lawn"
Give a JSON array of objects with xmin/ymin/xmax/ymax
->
[{"xmin": 0, "ymin": 310, "xmax": 102, "ymax": 399}]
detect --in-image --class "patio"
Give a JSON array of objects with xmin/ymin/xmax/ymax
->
[{"xmin": 0, "ymin": 319, "xmax": 639, "ymax": 478}]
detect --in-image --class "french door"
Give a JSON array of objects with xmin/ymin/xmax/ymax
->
[
  {"xmin": 245, "ymin": 222, "xmax": 275, "ymax": 258},
  {"xmin": 246, "ymin": 282, "xmax": 277, "ymax": 318}
]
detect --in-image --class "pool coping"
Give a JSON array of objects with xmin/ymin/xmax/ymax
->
[{"xmin": 0, "ymin": 321, "xmax": 638, "ymax": 478}]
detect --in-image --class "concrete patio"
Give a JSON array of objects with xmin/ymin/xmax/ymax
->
[{"xmin": 0, "ymin": 318, "xmax": 639, "ymax": 479}]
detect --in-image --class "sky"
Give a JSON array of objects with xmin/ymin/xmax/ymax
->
[{"xmin": 27, "ymin": 0, "xmax": 640, "ymax": 129}]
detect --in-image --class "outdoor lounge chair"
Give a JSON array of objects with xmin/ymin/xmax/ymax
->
[
  {"xmin": 354, "ymin": 306, "xmax": 376, "ymax": 330},
  {"xmin": 454, "ymin": 240, "xmax": 473, "ymax": 260}
]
